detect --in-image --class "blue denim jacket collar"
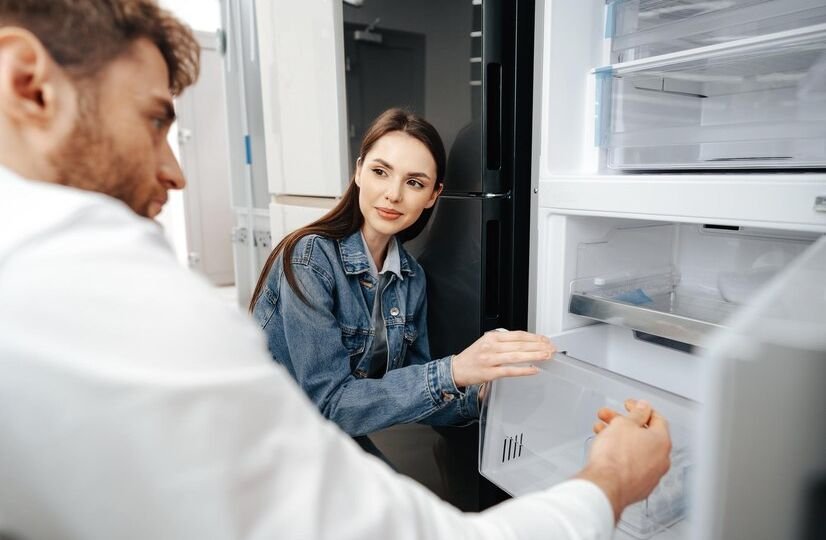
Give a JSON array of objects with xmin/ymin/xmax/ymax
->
[{"xmin": 337, "ymin": 230, "xmax": 415, "ymax": 278}]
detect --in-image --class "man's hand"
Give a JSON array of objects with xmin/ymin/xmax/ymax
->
[{"xmin": 576, "ymin": 399, "xmax": 672, "ymax": 522}]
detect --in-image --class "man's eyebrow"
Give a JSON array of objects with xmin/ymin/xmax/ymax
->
[{"xmin": 369, "ymin": 158, "xmax": 433, "ymax": 181}]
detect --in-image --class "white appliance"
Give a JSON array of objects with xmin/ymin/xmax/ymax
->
[
  {"xmin": 480, "ymin": 1, "xmax": 826, "ymax": 539},
  {"xmin": 254, "ymin": 0, "xmax": 349, "ymax": 247}
]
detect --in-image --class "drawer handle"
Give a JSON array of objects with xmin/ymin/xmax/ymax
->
[{"xmin": 815, "ymin": 196, "xmax": 826, "ymax": 213}]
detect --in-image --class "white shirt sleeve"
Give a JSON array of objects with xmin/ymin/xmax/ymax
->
[{"xmin": 0, "ymin": 196, "xmax": 614, "ymax": 540}]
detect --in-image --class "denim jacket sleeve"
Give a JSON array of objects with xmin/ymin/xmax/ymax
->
[
  {"xmin": 403, "ymin": 291, "xmax": 480, "ymax": 426},
  {"xmin": 257, "ymin": 241, "xmax": 473, "ymax": 437}
]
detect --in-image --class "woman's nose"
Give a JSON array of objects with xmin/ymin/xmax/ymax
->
[{"xmin": 384, "ymin": 180, "xmax": 402, "ymax": 202}]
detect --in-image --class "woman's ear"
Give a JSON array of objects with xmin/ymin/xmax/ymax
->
[
  {"xmin": 425, "ymin": 182, "xmax": 443, "ymax": 209},
  {"xmin": 354, "ymin": 157, "xmax": 363, "ymax": 187}
]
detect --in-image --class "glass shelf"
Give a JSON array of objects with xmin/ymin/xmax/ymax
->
[
  {"xmin": 606, "ymin": 0, "xmax": 826, "ymax": 62},
  {"xmin": 595, "ymin": 24, "xmax": 826, "ymax": 169}
]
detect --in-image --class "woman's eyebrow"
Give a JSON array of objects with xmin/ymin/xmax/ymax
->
[{"xmin": 369, "ymin": 158, "xmax": 432, "ymax": 181}]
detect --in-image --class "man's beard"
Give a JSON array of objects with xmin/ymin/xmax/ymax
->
[{"xmin": 48, "ymin": 90, "xmax": 149, "ymax": 217}]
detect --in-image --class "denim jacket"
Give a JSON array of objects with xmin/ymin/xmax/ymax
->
[{"xmin": 253, "ymin": 230, "xmax": 480, "ymax": 437}]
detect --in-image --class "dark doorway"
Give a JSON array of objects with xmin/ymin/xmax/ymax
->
[{"xmin": 344, "ymin": 22, "xmax": 426, "ymax": 165}]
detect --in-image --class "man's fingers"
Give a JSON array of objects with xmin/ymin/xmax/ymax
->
[
  {"xmin": 593, "ymin": 421, "xmax": 607, "ymax": 434},
  {"xmin": 624, "ymin": 398, "xmax": 638, "ymax": 412},
  {"xmin": 647, "ymin": 410, "xmax": 670, "ymax": 433},
  {"xmin": 625, "ymin": 399, "xmax": 653, "ymax": 427},
  {"xmin": 597, "ymin": 407, "xmax": 620, "ymax": 424}
]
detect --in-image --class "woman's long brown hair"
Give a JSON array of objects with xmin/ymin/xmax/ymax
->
[{"xmin": 248, "ymin": 108, "xmax": 447, "ymax": 311}]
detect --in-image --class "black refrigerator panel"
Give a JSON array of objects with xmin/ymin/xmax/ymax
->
[
  {"xmin": 405, "ymin": 194, "xmax": 517, "ymax": 359},
  {"xmin": 407, "ymin": 197, "xmax": 482, "ymax": 359}
]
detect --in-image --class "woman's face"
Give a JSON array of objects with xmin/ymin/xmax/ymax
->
[{"xmin": 355, "ymin": 131, "xmax": 441, "ymax": 244}]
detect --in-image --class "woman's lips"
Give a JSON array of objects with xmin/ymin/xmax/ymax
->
[{"xmin": 376, "ymin": 207, "xmax": 403, "ymax": 220}]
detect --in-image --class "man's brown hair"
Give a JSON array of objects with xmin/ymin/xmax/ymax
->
[{"xmin": 0, "ymin": 0, "xmax": 199, "ymax": 95}]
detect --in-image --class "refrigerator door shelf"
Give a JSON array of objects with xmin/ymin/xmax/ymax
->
[
  {"xmin": 606, "ymin": 0, "xmax": 826, "ymax": 62},
  {"xmin": 595, "ymin": 24, "xmax": 826, "ymax": 170},
  {"xmin": 479, "ymin": 332, "xmax": 697, "ymax": 539}
]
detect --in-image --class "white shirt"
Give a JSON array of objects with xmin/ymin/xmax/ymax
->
[{"xmin": 0, "ymin": 167, "xmax": 614, "ymax": 540}]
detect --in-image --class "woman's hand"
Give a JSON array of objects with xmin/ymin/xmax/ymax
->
[{"xmin": 451, "ymin": 330, "xmax": 555, "ymax": 388}]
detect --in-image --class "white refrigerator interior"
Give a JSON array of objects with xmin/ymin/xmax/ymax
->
[
  {"xmin": 255, "ymin": 0, "xmax": 349, "ymax": 244},
  {"xmin": 481, "ymin": 1, "xmax": 826, "ymax": 539}
]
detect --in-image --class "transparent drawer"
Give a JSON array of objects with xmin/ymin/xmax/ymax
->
[
  {"xmin": 595, "ymin": 24, "xmax": 826, "ymax": 170},
  {"xmin": 480, "ymin": 349, "xmax": 696, "ymax": 539},
  {"xmin": 606, "ymin": 0, "xmax": 826, "ymax": 62}
]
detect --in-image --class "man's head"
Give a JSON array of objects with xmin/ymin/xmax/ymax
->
[{"xmin": 0, "ymin": 1, "xmax": 200, "ymax": 218}]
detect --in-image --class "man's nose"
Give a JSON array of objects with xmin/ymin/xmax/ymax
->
[{"xmin": 158, "ymin": 140, "xmax": 186, "ymax": 190}]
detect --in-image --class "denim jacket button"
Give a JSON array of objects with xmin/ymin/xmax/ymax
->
[
  {"xmin": 442, "ymin": 392, "xmax": 455, "ymax": 402},
  {"xmin": 389, "ymin": 307, "xmax": 400, "ymax": 317}
]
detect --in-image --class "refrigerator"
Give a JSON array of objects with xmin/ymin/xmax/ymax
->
[
  {"xmin": 220, "ymin": 0, "xmax": 277, "ymax": 307},
  {"xmin": 479, "ymin": 1, "xmax": 826, "ymax": 538},
  {"xmin": 252, "ymin": 0, "xmax": 537, "ymax": 511}
]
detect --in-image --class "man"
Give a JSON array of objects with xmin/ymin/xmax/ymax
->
[{"xmin": 0, "ymin": 2, "xmax": 672, "ymax": 539}]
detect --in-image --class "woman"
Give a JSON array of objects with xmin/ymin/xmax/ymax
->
[{"xmin": 250, "ymin": 108, "xmax": 553, "ymax": 456}]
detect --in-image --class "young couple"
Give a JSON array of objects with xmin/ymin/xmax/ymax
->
[{"xmin": 250, "ymin": 108, "xmax": 554, "ymax": 457}]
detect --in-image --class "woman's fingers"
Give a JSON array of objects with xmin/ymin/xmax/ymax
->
[
  {"xmin": 488, "ymin": 330, "xmax": 550, "ymax": 343},
  {"xmin": 490, "ymin": 365, "xmax": 541, "ymax": 379},
  {"xmin": 487, "ymin": 350, "xmax": 553, "ymax": 364},
  {"xmin": 491, "ymin": 340, "xmax": 557, "ymax": 354}
]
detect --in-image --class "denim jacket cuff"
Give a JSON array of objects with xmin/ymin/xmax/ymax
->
[
  {"xmin": 427, "ymin": 356, "xmax": 464, "ymax": 405},
  {"xmin": 459, "ymin": 383, "xmax": 481, "ymax": 419}
]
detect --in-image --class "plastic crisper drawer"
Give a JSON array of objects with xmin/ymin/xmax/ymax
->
[
  {"xmin": 595, "ymin": 24, "xmax": 826, "ymax": 170},
  {"xmin": 480, "ymin": 329, "xmax": 697, "ymax": 539},
  {"xmin": 606, "ymin": 0, "xmax": 826, "ymax": 62}
]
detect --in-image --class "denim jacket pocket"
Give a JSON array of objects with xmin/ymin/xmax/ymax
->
[
  {"xmin": 403, "ymin": 321, "xmax": 418, "ymax": 343},
  {"xmin": 340, "ymin": 325, "xmax": 370, "ymax": 373},
  {"xmin": 398, "ymin": 321, "xmax": 418, "ymax": 365}
]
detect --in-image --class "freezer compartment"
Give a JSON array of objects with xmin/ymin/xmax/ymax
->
[
  {"xmin": 480, "ymin": 330, "xmax": 697, "ymax": 539},
  {"xmin": 556, "ymin": 218, "xmax": 817, "ymax": 350},
  {"xmin": 596, "ymin": 24, "xmax": 826, "ymax": 170},
  {"xmin": 606, "ymin": 0, "xmax": 826, "ymax": 62}
]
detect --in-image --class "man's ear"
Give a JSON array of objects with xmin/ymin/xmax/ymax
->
[
  {"xmin": 0, "ymin": 28, "xmax": 67, "ymax": 126},
  {"xmin": 425, "ymin": 182, "xmax": 443, "ymax": 209}
]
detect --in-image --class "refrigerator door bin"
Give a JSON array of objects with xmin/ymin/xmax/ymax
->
[
  {"xmin": 479, "ymin": 330, "xmax": 697, "ymax": 539},
  {"xmin": 606, "ymin": 0, "xmax": 826, "ymax": 62},
  {"xmin": 595, "ymin": 24, "xmax": 826, "ymax": 170}
]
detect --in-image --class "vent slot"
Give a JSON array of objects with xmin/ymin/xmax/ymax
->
[{"xmin": 501, "ymin": 433, "xmax": 524, "ymax": 462}]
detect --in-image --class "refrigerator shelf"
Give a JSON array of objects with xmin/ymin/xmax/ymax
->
[
  {"xmin": 569, "ymin": 290, "xmax": 736, "ymax": 348},
  {"xmin": 595, "ymin": 24, "xmax": 826, "ymax": 170},
  {"xmin": 606, "ymin": 0, "xmax": 826, "ymax": 62}
]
